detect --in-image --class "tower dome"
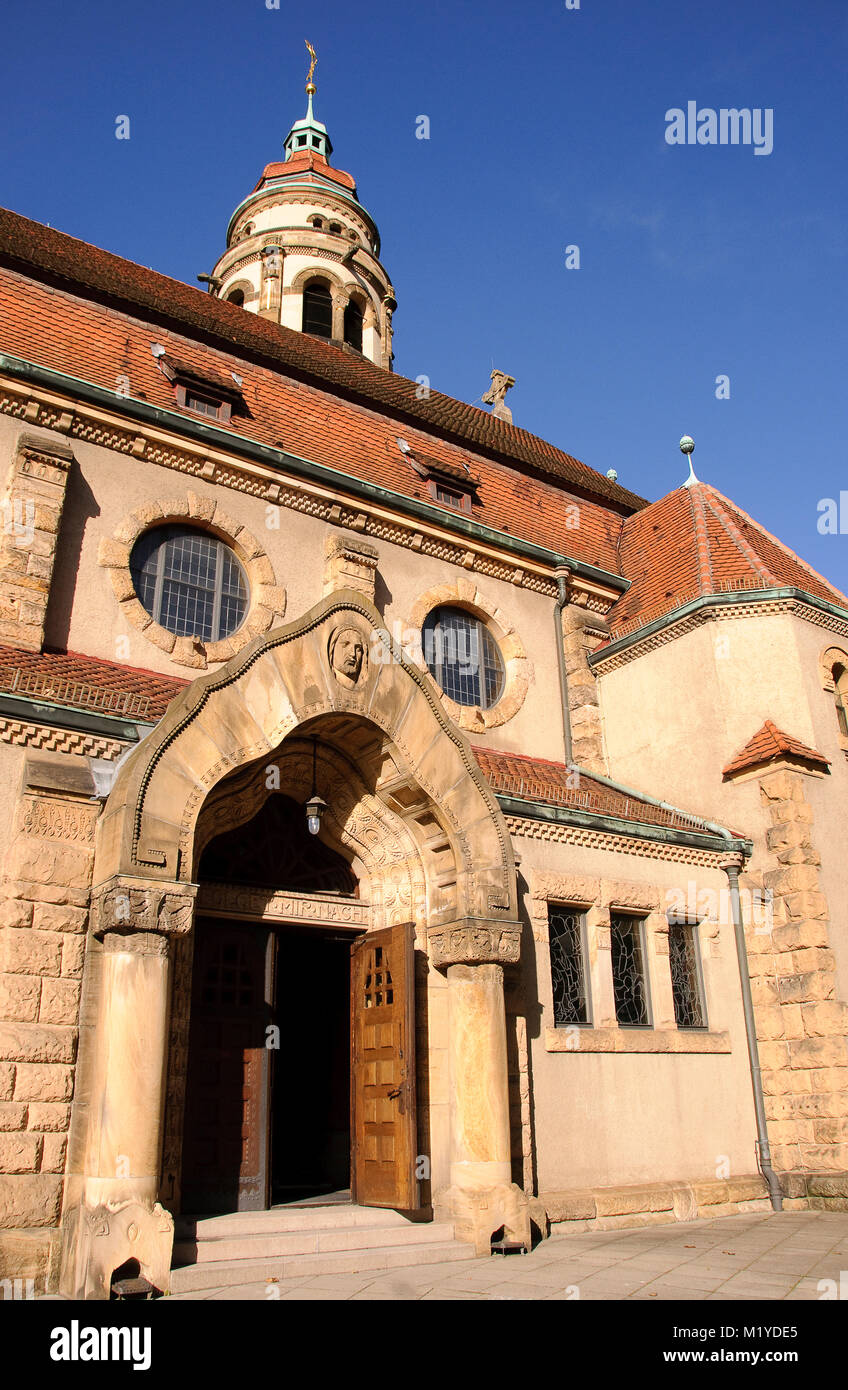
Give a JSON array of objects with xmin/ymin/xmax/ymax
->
[{"xmin": 210, "ymin": 59, "xmax": 396, "ymax": 370}]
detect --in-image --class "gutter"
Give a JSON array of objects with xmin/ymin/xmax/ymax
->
[
  {"xmin": 591, "ymin": 587, "xmax": 848, "ymax": 665},
  {"xmin": 0, "ymin": 354, "xmax": 630, "ymax": 597},
  {"xmin": 0, "ymin": 692, "xmax": 153, "ymax": 744},
  {"xmin": 496, "ymin": 792, "xmax": 751, "ymax": 855}
]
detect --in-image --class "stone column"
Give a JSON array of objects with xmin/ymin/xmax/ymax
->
[
  {"xmin": 331, "ymin": 289, "xmax": 347, "ymax": 342},
  {"xmin": 258, "ymin": 246, "xmax": 284, "ymax": 322},
  {"xmin": 428, "ymin": 918, "xmax": 530, "ymax": 1254},
  {"xmin": 60, "ymin": 876, "xmax": 196, "ymax": 1300}
]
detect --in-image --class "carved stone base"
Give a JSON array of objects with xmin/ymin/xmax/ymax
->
[
  {"xmin": 438, "ymin": 1182, "xmax": 531, "ymax": 1257},
  {"xmin": 59, "ymin": 1200, "xmax": 174, "ymax": 1300}
]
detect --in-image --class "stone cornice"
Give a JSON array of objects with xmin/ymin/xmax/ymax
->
[
  {"xmin": 592, "ymin": 589, "xmax": 848, "ymax": 673},
  {"xmin": 0, "ymin": 361, "xmax": 626, "ymax": 610}
]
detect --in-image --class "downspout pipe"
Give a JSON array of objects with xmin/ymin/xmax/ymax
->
[
  {"xmin": 554, "ymin": 565, "xmax": 573, "ymax": 766},
  {"xmin": 564, "ymin": 761, "xmax": 782, "ymax": 1210},
  {"xmin": 721, "ymin": 852, "xmax": 784, "ymax": 1211}
]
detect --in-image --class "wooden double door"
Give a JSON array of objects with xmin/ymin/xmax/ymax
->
[{"xmin": 181, "ymin": 919, "xmax": 418, "ymax": 1214}]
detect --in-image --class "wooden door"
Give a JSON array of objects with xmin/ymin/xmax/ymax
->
[
  {"xmin": 350, "ymin": 922, "xmax": 418, "ymax": 1209},
  {"xmin": 182, "ymin": 922, "xmax": 275, "ymax": 1213}
]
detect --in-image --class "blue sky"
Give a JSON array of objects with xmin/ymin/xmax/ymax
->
[{"xmin": 2, "ymin": 0, "xmax": 847, "ymax": 589}]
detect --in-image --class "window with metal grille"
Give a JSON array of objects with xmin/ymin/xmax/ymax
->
[
  {"xmin": 609, "ymin": 913, "xmax": 650, "ymax": 1026},
  {"xmin": 668, "ymin": 922, "xmax": 707, "ymax": 1028},
  {"xmin": 548, "ymin": 905, "xmax": 590, "ymax": 1025},
  {"xmin": 130, "ymin": 526, "xmax": 248, "ymax": 642},
  {"xmin": 421, "ymin": 606, "xmax": 505, "ymax": 710},
  {"xmin": 302, "ymin": 280, "xmax": 333, "ymax": 337}
]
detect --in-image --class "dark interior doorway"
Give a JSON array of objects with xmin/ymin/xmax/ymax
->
[
  {"xmin": 270, "ymin": 928, "xmax": 353, "ymax": 1205},
  {"xmin": 181, "ymin": 920, "xmax": 359, "ymax": 1214}
]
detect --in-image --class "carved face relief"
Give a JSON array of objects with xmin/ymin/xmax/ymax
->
[{"xmin": 328, "ymin": 625, "xmax": 367, "ymax": 688}]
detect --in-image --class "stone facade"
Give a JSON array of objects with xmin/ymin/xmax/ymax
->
[{"xmin": 0, "ymin": 84, "xmax": 846, "ymax": 1299}]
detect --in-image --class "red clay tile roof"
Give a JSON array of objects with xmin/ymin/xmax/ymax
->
[
  {"xmin": 722, "ymin": 721, "xmax": 830, "ymax": 778},
  {"xmin": 607, "ymin": 481, "xmax": 848, "ymax": 638},
  {"xmin": 0, "ymin": 647, "xmax": 187, "ymax": 722},
  {"xmin": 0, "ymin": 248, "xmax": 629, "ymax": 576},
  {"xmin": 473, "ymin": 746, "xmax": 726, "ymax": 837},
  {"xmin": 253, "ymin": 152, "xmax": 357, "ymax": 194},
  {"xmin": 0, "ymin": 206, "xmax": 645, "ymax": 516}
]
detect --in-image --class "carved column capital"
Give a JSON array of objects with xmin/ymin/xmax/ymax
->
[
  {"xmin": 427, "ymin": 917, "xmax": 522, "ymax": 969},
  {"xmin": 90, "ymin": 876, "xmax": 197, "ymax": 940}
]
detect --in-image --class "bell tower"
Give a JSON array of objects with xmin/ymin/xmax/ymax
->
[{"xmin": 210, "ymin": 43, "xmax": 396, "ymax": 370}]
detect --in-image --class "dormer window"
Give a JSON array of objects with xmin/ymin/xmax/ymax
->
[
  {"xmin": 400, "ymin": 447, "xmax": 481, "ymax": 514},
  {"xmin": 433, "ymin": 483, "xmax": 466, "ymax": 511},
  {"xmin": 158, "ymin": 356, "xmax": 244, "ymax": 424},
  {"xmin": 185, "ymin": 391, "xmax": 224, "ymax": 420}
]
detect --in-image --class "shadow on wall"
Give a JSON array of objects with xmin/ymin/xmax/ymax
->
[{"xmin": 44, "ymin": 458, "xmax": 100, "ymax": 651}]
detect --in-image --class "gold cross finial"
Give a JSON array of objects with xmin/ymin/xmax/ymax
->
[{"xmin": 305, "ymin": 40, "xmax": 317, "ymax": 94}]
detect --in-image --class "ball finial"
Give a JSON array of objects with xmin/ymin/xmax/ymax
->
[{"xmin": 679, "ymin": 435, "xmax": 695, "ymax": 455}]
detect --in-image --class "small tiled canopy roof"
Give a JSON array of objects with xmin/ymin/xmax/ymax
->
[
  {"xmin": 473, "ymin": 746, "xmax": 723, "ymax": 836},
  {"xmin": 722, "ymin": 720, "xmax": 831, "ymax": 778},
  {"xmin": 0, "ymin": 647, "xmax": 187, "ymax": 721}
]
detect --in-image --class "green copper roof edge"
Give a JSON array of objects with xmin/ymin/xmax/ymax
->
[
  {"xmin": 0, "ymin": 692, "xmax": 152, "ymax": 742},
  {"xmin": 225, "ymin": 181, "xmax": 378, "ymax": 247},
  {"xmin": 496, "ymin": 792, "xmax": 751, "ymax": 855},
  {"xmin": 0, "ymin": 354, "xmax": 629, "ymax": 594},
  {"xmin": 588, "ymin": 587, "xmax": 848, "ymax": 665}
]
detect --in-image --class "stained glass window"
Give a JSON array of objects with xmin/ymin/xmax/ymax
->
[
  {"xmin": 610, "ymin": 914, "xmax": 650, "ymax": 1026},
  {"xmin": 548, "ymin": 905, "xmax": 590, "ymax": 1025},
  {"xmin": 130, "ymin": 526, "xmax": 248, "ymax": 642},
  {"xmin": 421, "ymin": 606, "xmax": 505, "ymax": 709},
  {"xmin": 668, "ymin": 922, "xmax": 706, "ymax": 1028}
]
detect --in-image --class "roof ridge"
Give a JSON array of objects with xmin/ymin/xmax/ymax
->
[
  {"xmin": 686, "ymin": 483, "xmax": 715, "ymax": 596},
  {"xmin": 700, "ymin": 482, "xmax": 847, "ymax": 604},
  {"xmin": 0, "ymin": 206, "xmax": 647, "ymax": 514},
  {"xmin": 699, "ymin": 485, "xmax": 774, "ymax": 583}
]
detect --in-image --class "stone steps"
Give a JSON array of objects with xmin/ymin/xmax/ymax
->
[
  {"xmin": 169, "ymin": 1236, "xmax": 475, "ymax": 1293},
  {"xmin": 169, "ymin": 1205, "xmax": 476, "ymax": 1293}
]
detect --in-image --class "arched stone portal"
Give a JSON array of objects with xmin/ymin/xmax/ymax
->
[{"xmin": 60, "ymin": 590, "xmax": 527, "ymax": 1298}]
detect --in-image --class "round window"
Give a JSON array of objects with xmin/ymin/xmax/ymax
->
[
  {"xmin": 130, "ymin": 526, "xmax": 248, "ymax": 641},
  {"xmin": 421, "ymin": 606, "xmax": 505, "ymax": 709}
]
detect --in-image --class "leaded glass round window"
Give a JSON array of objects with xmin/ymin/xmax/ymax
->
[
  {"xmin": 421, "ymin": 606, "xmax": 505, "ymax": 709},
  {"xmin": 130, "ymin": 526, "xmax": 248, "ymax": 641}
]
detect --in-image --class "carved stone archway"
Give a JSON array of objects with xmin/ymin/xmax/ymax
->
[{"xmin": 60, "ymin": 589, "xmax": 526, "ymax": 1297}]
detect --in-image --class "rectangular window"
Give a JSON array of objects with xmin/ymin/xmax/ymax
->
[
  {"xmin": 609, "ymin": 913, "xmax": 650, "ymax": 1026},
  {"xmin": 432, "ymin": 482, "xmax": 468, "ymax": 511},
  {"xmin": 548, "ymin": 905, "xmax": 590, "ymax": 1025},
  {"xmin": 185, "ymin": 391, "xmax": 222, "ymax": 419},
  {"xmin": 668, "ymin": 922, "xmax": 707, "ymax": 1028}
]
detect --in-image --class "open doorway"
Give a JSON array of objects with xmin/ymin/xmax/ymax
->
[
  {"xmin": 270, "ymin": 927, "xmax": 354, "ymax": 1205},
  {"xmin": 181, "ymin": 918, "xmax": 361, "ymax": 1214}
]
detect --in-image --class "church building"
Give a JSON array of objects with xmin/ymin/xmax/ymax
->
[{"xmin": 0, "ymin": 69, "xmax": 846, "ymax": 1299}]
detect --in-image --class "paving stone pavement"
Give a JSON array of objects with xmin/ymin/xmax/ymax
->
[{"xmin": 164, "ymin": 1210, "xmax": 848, "ymax": 1301}]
